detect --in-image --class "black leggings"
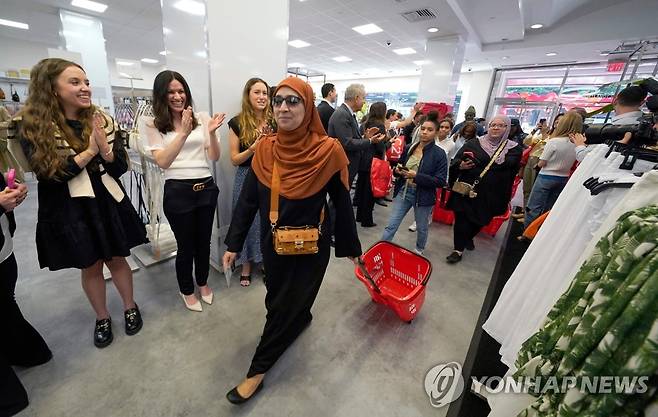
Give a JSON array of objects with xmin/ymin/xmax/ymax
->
[
  {"xmin": 0, "ymin": 254, "xmax": 52, "ymax": 417},
  {"xmin": 453, "ymin": 212, "xmax": 483, "ymax": 252}
]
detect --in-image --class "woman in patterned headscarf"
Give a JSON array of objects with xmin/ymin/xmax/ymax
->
[{"xmin": 446, "ymin": 115, "xmax": 522, "ymax": 264}]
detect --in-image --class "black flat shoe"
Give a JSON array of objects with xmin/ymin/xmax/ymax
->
[
  {"xmin": 361, "ymin": 223, "xmax": 377, "ymax": 228},
  {"xmin": 226, "ymin": 381, "xmax": 264, "ymax": 405},
  {"xmin": 446, "ymin": 251, "xmax": 463, "ymax": 264},
  {"xmin": 383, "ymin": 197, "xmax": 393, "ymax": 202},
  {"xmin": 124, "ymin": 305, "xmax": 143, "ymax": 336},
  {"xmin": 94, "ymin": 318, "xmax": 113, "ymax": 348},
  {"xmin": 374, "ymin": 199, "xmax": 388, "ymax": 207}
]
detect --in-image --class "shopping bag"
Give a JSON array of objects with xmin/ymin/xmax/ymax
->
[{"xmin": 371, "ymin": 158, "xmax": 392, "ymax": 198}]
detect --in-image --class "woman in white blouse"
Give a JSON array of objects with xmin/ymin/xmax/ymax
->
[{"xmin": 140, "ymin": 70, "xmax": 225, "ymax": 312}]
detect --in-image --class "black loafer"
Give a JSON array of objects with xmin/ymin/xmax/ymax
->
[
  {"xmin": 361, "ymin": 223, "xmax": 377, "ymax": 228},
  {"xmin": 374, "ymin": 199, "xmax": 388, "ymax": 207},
  {"xmin": 226, "ymin": 381, "xmax": 264, "ymax": 405},
  {"xmin": 124, "ymin": 305, "xmax": 143, "ymax": 336},
  {"xmin": 94, "ymin": 318, "xmax": 113, "ymax": 348},
  {"xmin": 446, "ymin": 251, "xmax": 463, "ymax": 264}
]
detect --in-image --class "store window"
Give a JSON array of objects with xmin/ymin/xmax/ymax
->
[
  {"xmin": 364, "ymin": 91, "xmax": 418, "ymax": 119},
  {"xmin": 486, "ymin": 59, "xmax": 658, "ymax": 131}
]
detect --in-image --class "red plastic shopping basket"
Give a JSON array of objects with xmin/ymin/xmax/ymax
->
[{"xmin": 354, "ymin": 241, "xmax": 432, "ymax": 323}]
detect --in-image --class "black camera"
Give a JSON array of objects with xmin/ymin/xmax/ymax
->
[{"xmin": 584, "ymin": 79, "xmax": 658, "ymax": 146}]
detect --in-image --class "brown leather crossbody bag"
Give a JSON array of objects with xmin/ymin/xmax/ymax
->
[{"xmin": 269, "ymin": 163, "xmax": 324, "ymax": 255}]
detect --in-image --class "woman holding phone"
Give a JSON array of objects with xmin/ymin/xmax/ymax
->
[
  {"xmin": 381, "ymin": 117, "xmax": 448, "ymax": 255},
  {"xmin": 446, "ymin": 115, "xmax": 521, "ymax": 264},
  {"xmin": 17, "ymin": 58, "xmax": 147, "ymax": 347},
  {"xmin": 140, "ymin": 70, "xmax": 225, "ymax": 312}
]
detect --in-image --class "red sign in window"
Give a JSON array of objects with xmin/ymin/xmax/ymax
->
[{"xmin": 607, "ymin": 61, "xmax": 625, "ymax": 72}]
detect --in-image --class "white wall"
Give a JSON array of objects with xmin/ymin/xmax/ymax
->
[
  {"xmin": 108, "ymin": 63, "xmax": 164, "ymax": 90},
  {"xmin": 309, "ymin": 75, "xmax": 421, "ymax": 106},
  {"xmin": 454, "ymin": 69, "xmax": 494, "ymax": 122}
]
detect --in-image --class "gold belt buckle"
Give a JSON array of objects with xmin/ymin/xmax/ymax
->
[{"xmin": 192, "ymin": 182, "xmax": 205, "ymax": 192}]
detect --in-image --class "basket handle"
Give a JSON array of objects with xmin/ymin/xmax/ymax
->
[{"xmin": 356, "ymin": 257, "xmax": 381, "ymax": 294}]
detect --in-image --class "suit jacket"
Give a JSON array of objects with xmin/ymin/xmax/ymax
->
[
  {"xmin": 317, "ymin": 100, "xmax": 335, "ymax": 133},
  {"xmin": 328, "ymin": 103, "xmax": 372, "ymax": 179}
]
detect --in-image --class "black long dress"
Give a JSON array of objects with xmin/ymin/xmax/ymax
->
[
  {"xmin": 19, "ymin": 120, "xmax": 148, "ymax": 271},
  {"xmin": 447, "ymin": 139, "xmax": 521, "ymax": 251},
  {"xmin": 225, "ymin": 169, "xmax": 361, "ymax": 377}
]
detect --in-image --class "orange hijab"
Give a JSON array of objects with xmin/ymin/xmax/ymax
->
[{"xmin": 251, "ymin": 77, "xmax": 350, "ymax": 199}]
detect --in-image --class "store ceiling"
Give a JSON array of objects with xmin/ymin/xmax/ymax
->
[{"xmin": 1, "ymin": 0, "xmax": 657, "ymax": 79}]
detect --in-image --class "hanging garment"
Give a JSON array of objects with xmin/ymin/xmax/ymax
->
[
  {"xmin": 512, "ymin": 205, "xmax": 658, "ymax": 417},
  {"xmin": 482, "ymin": 144, "xmax": 657, "ymax": 367}
]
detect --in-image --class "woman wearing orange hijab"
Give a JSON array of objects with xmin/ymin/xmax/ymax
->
[{"xmin": 222, "ymin": 77, "xmax": 362, "ymax": 403}]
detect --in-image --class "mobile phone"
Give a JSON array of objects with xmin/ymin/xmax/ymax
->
[
  {"xmin": 398, "ymin": 165, "xmax": 409, "ymax": 171},
  {"xmin": 6, "ymin": 169, "xmax": 16, "ymax": 189}
]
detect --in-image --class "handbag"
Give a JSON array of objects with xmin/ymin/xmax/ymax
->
[
  {"xmin": 370, "ymin": 157, "xmax": 392, "ymax": 198},
  {"xmin": 269, "ymin": 162, "xmax": 324, "ymax": 255},
  {"xmin": 452, "ymin": 139, "xmax": 509, "ymax": 199}
]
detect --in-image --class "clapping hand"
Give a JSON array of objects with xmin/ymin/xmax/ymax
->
[
  {"xmin": 92, "ymin": 112, "xmax": 111, "ymax": 156},
  {"xmin": 208, "ymin": 112, "xmax": 226, "ymax": 135},
  {"xmin": 182, "ymin": 107, "xmax": 194, "ymax": 136}
]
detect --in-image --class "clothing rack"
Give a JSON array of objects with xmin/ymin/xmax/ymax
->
[{"xmin": 446, "ymin": 219, "xmax": 529, "ymax": 417}]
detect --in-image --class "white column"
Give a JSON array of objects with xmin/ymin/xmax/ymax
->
[
  {"xmin": 207, "ymin": 0, "xmax": 288, "ymax": 267},
  {"xmin": 417, "ymin": 35, "xmax": 465, "ymax": 107},
  {"xmin": 59, "ymin": 10, "xmax": 114, "ymax": 114},
  {"xmin": 161, "ymin": 0, "xmax": 289, "ymax": 268}
]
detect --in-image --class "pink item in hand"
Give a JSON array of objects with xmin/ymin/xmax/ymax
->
[{"xmin": 6, "ymin": 169, "xmax": 16, "ymax": 189}]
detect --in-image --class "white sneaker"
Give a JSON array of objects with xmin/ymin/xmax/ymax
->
[
  {"xmin": 408, "ymin": 222, "xmax": 417, "ymax": 232},
  {"xmin": 414, "ymin": 248, "xmax": 423, "ymax": 255}
]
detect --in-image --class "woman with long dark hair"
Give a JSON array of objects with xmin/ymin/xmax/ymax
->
[
  {"xmin": 357, "ymin": 101, "xmax": 389, "ymax": 226},
  {"xmin": 17, "ymin": 58, "xmax": 147, "ymax": 347},
  {"xmin": 228, "ymin": 78, "xmax": 274, "ymax": 287},
  {"xmin": 140, "ymin": 70, "xmax": 225, "ymax": 312}
]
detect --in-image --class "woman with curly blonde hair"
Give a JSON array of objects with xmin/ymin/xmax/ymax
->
[
  {"xmin": 227, "ymin": 77, "xmax": 274, "ymax": 286},
  {"xmin": 17, "ymin": 58, "xmax": 147, "ymax": 348}
]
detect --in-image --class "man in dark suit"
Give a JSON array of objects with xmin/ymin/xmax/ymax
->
[
  {"xmin": 328, "ymin": 83, "xmax": 384, "ymax": 185},
  {"xmin": 317, "ymin": 83, "xmax": 336, "ymax": 133}
]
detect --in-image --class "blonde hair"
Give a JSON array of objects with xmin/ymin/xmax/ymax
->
[
  {"xmin": 19, "ymin": 58, "xmax": 95, "ymax": 179},
  {"xmin": 237, "ymin": 78, "xmax": 273, "ymax": 148},
  {"xmin": 550, "ymin": 111, "xmax": 583, "ymax": 138}
]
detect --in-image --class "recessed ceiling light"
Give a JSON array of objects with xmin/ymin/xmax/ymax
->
[
  {"xmin": 70, "ymin": 0, "xmax": 108, "ymax": 13},
  {"xmin": 0, "ymin": 18, "xmax": 29, "ymax": 30},
  {"xmin": 288, "ymin": 39, "xmax": 311, "ymax": 48},
  {"xmin": 116, "ymin": 61, "xmax": 135, "ymax": 66},
  {"xmin": 546, "ymin": 52, "xmax": 557, "ymax": 56},
  {"xmin": 159, "ymin": 50, "xmax": 170, "ymax": 56},
  {"xmin": 413, "ymin": 60, "xmax": 428, "ymax": 66},
  {"xmin": 288, "ymin": 62, "xmax": 306, "ymax": 67},
  {"xmin": 600, "ymin": 52, "xmax": 609, "ymax": 56},
  {"xmin": 163, "ymin": 27, "xmax": 172, "ymax": 35},
  {"xmin": 530, "ymin": 23, "xmax": 543, "ymax": 29},
  {"xmin": 502, "ymin": 56, "xmax": 509, "ymax": 60},
  {"xmin": 393, "ymin": 48, "xmax": 416, "ymax": 55},
  {"xmin": 141, "ymin": 58, "xmax": 159, "ymax": 64},
  {"xmin": 173, "ymin": 0, "xmax": 205, "ymax": 16},
  {"xmin": 352, "ymin": 23, "xmax": 383, "ymax": 35},
  {"xmin": 427, "ymin": 27, "xmax": 439, "ymax": 33},
  {"xmin": 333, "ymin": 56, "xmax": 352, "ymax": 62}
]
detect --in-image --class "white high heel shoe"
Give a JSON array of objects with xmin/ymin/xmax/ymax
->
[
  {"xmin": 180, "ymin": 293, "xmax": 203, "ymax": 312},
  {"xmin": 201, "ymin": 291, "xmax": 214, "ymax": 305}
]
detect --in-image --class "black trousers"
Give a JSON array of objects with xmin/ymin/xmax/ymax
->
[
  {"xmin": 355, "ymin": 170, "xmax": 375, "ymax": 225},
  {"xmin": 0, "ymin": 254, "xmax": 52, "ymax": 417},
  {"xmin": 163, "ymin": 179, "xmax": 218, "ymax": 296},
  {"xmin": 247, "ymin": 247, "xmax": 330, "ymax": 377},
  {"xmin": 453, "ymin": 212, "xmax": 482, "ymax": 251}
]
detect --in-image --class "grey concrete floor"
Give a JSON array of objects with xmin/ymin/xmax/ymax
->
[{"xmin": 11, "ymin": 178, "xmax": 505, "ymax": 417}]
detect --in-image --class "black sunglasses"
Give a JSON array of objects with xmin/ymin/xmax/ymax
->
[{"xmin": 272, "ymin": 95, "xmax": 303, "ymax": 107}]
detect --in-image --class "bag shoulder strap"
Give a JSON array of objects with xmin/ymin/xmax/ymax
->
[
  {"xmin": 268, "ymin": 162, "xmax": 325, "ymax": 229},
  {"xmin": 478, "ymin": 139, "xmax": 508, "ymax": 180}
]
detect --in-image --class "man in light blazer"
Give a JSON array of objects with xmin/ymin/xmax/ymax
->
[
  {"xmin": 317, "ymin": 83, "xmax": 337, "ymax": 133},
  {"xmin": 328, "ymin": 83, "xmax": 384, "ymax": 185}
]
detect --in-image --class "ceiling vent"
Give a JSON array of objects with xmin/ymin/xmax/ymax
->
[{"xmin": 400, "ymin": 8, "xmax": 437, "ymax": 22}]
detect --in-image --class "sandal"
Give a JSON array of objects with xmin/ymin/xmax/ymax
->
[{"xmin": 240, "ymin": 275, "xmax": 252, "ymax": 287}]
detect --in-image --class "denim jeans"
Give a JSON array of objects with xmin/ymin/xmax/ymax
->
[
  {"xmin": 524, "ymin": 174, "xmax": 568, "ymax": 228},
  {"xmin": 381, "ymin": 186, "xmax": 433, "ymax": 252}
]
